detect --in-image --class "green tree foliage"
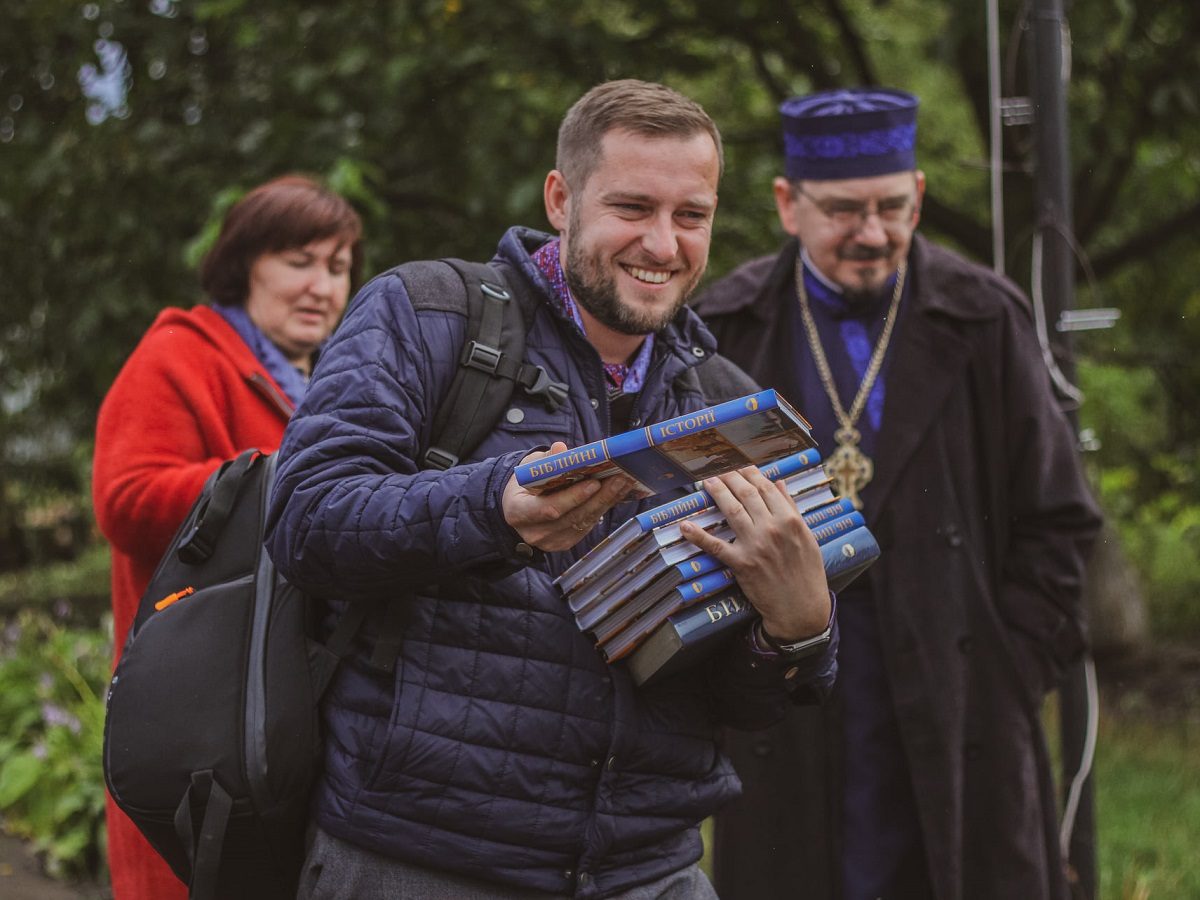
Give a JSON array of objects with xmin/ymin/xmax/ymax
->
[{"xmin": 1, "ymin": 0, "xmax": 1198, "ymax": 620}]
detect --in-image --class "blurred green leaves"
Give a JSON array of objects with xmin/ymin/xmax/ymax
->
[{"xmin": 0, "ymin": 610, "xmax": 110, "ymax": 878}]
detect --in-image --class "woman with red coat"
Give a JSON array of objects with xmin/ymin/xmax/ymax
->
[{"xmin": 92, "ymin": 174, "xmax": 362, "ymax": 899}]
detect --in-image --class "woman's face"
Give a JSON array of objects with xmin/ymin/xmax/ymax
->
[{"xmin": 244, "ymin": 235, "xmax": 353, "ymax": 372}]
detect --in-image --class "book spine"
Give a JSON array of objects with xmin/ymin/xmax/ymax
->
[
  {"xmin": 633, "ymin": 447, "xmax": 824, "ymax": 532},
  {"xmin": 674, "ymin": 566, "xmax": 735, "ymax": 602},
  {"xmin": 514, "ymin": 436, "xmax": 614, "ymax": 487},
  {"xmin": 670, "ymin": 590, "xmax": 754, "ymax": 645},
  {"xmin": 627, "ymin": 525, "xmax": 880, "ymax": 683},
  {"xmin": 636, "ymin": 490, "xmax": 713, "ymax": 531},
  {"xmin": 626, "ymin": 589, "xmax": 754, "ymax": 685},
  {"xmin": 756, "ymin": 447, "xmax": 822, "ymax": 481},
  {"xmin": 801, "ymin": 496, "xmax": 856, "ymax": 528},
  {"xmin": 809, "ymin": 511, "xmax": 866, "ymax": 544},
  {"xmin": 601, "ymin": 569, "xmax": 737, "ymax": 662},
  {"xmin": 671, "ymin": 553, "xmax": 725, "ymax": 581},
  {"xmin": 645, "ymin": 389, "xmax": 779, "ymax": 446},
  {"xmin": 821, "ymin": 526, "xmax": 881, "ymax": 591}
]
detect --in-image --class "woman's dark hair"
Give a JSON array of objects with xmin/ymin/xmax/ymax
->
[{"xmin": 199, "ymin": 174, "xmax": 364, "ymax": 306}]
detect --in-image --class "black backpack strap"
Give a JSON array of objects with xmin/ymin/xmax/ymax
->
[
  {"xmin": 422, "ymin": 260, "xmax": 527, "ymax": 470},
  {"xmin": 406, "ymin": 258, "xmax": 568, "ymax": 470},
  {"xmin": 173, "ymin": 770, "xmax": 232, "ymax": 900},
  {"xmin": 308, "ymin": 597, "xmax": 375, "ymax": 699},
  {"xmin": 176, "ymin": 450, "xmax": 261, "ymax": 564},
  {"xmin": 368, "ymin": 598, "xmax": 410, "ymax": 674},
  {"xmin": 480, "ymin": 261, "xmax": 572, "ymax": 413}
]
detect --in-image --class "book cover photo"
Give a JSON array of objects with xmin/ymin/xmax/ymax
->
[{"xmin": 515, "ymin": 389, "xmax": 815, "ymax": 498}]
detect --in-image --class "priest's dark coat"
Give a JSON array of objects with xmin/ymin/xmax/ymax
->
[{"xmin": 691, "ymin": 234, "xmax": 1102, "ymax": 900}]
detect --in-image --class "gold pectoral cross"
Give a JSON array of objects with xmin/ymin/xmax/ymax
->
[{"xmin": 826, "ymin": 426, "xmax": 873, "ymax": 510}]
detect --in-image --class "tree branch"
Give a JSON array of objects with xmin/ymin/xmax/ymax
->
[
  {"xmin": 821, "ymin": 0, "xmax": 877, "ymax": 85},
  {"xmin": 1088, "ymin": 200, "xmax": 1200, "ymax": 280}
]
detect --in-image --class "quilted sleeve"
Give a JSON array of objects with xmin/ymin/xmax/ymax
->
[{"xmin": 264, "ymin": 271, "xmax": 534, "ymax": 600}]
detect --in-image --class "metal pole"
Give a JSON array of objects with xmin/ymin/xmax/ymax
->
[
  {"xmin": 1028, "ymin": 1, "xmax": 1097, "ymax": 896},
  {"xmin": 986, "ymin": 0, "xmax": 1005, "ymax": 275}
]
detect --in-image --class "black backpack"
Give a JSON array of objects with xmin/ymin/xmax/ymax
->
[{"xmin": 102, "ymin": 259, "xmax": 568, "ymax": 900}]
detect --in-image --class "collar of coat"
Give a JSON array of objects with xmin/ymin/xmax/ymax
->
[{"xmin": 149, "ymin": 305, "xmax": 295, "ymax": 419}]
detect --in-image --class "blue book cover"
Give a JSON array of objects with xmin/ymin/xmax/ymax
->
[
  {"xmin": 625, "ymin": 524, "xmax": 882, "ymax": 685},
  {"xmin": 598, "ymin": 567, "xmax": 736, "ymax": 661},
  {"xmin": 555, "ymin": 448, "xmax": 822, "ymax": 598},
  {"xmin": 821, "ymin": 525, "xmax": 881, "ymax": 593},
  {"xmin": 637, "ymin": 468, "xmax": 834, "ymax": 564},
  {"xmin": 625, "ymin": 589, "xmax": 754, "ymax": 686},
  {"xmin": 515, "ymin": 389, "xmax": 814, "ymax": 497},
  {"xmin": 576, "ymin": 552, "xmax": 725, "ymax": 633}
]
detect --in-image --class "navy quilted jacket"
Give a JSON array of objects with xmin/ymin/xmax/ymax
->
[{"xmin": 265, "ymin": 228, "xmax": 836, "ymax": 898}]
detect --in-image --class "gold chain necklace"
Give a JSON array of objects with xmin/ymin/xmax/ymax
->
[{"xmin": 795, "ymin": 258, "xmax": 906, "ymax": 509}]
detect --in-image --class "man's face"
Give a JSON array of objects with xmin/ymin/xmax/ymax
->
[
  {"xmin": 544, "ymin": 128, "xmax": 720, "ymax": 338},
  {"xmin": 773, "ymin": 170, "xmax": 925, "ymax": 302}
]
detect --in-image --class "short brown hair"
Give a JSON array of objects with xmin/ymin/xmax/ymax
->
[
  {"xmin": 556, "ymin": 79, "xmax": 724, "ymax": 191},
  {"xmin": 199, "ymin": 174, "xmax": 364, "ymax": 306}
]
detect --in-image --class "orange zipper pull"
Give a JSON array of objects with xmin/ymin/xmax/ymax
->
[{"xmin": 155, "ymin": 586, "xmax": 195, "ymax": 611}]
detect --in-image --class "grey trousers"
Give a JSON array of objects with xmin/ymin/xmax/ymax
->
[{"xmin": 297, "ymin": 827, "xmax": 719, "ymax": 900}]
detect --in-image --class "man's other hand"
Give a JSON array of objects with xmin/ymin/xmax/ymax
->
[{"xmin": 679, "ymin": 467, "xmax": 831, "ymax": 642}]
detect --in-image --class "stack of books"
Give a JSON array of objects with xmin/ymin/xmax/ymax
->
[{"xmin": 555, "ymin": 447, "xmax": 881, "ymax": 686}]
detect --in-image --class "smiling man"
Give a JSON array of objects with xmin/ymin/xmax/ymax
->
[
  {"xmin": 266, "ymin": 79, "xmax": 838, "ymax": 900},
  {"xmin": 547, "ymin": 120, "xmax": 717, "ymax": 351},
  {"xmin": 694, "ymin": 88, "xmax": 1101, "ymax": 900}
]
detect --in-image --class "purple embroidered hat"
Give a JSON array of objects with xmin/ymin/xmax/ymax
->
[{"xmin": 780, "ymin": 87, "xmax": 919, "ymax": 181}]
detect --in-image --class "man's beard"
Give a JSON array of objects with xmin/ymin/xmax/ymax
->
[
  {"xmin": 843, "ymin": 282, "xmax": 890, "ymax": 307},
  {"xmin": 564, "ymin": 219, "xmax": 695, "ymax": 337},
  {"xmin": 838, "ymin": 243, "xmax": 895, "ymax": 307}
]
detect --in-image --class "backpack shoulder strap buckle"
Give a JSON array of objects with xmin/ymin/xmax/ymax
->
[
  {"xmin": 520, "ymin": 364, "xmax": 569, "ymax": 412},
  {"xmin": 463, "ymin": 340, "xmax": 503, "ymax": 375},
  {"xmin": 422, "ymin": 446, "xmax": 459, "ymax": 471}
]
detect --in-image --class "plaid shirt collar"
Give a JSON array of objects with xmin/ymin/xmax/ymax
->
[{"xmin": 531, "ymin": 238, "xmax": 654, "ymax": 394}]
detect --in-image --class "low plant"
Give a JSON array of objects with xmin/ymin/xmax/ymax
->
[{"xmin": 0, "ymin": 608, "xmax": 110, "ymax": 880}]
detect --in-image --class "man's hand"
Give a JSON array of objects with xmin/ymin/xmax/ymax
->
[
  {"xmin": 503, "ymin": 442, "xmax": 634, "ymax": 553},
  {"xmin": 679, "ymin": 467, "xmax": 830, "ymax": 642}
]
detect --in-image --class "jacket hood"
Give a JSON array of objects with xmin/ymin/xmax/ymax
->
[
  {"xmin": 148, "ymin": 306, "xmax": 262, "ymax": 378},
  {"xmin": 149, "ymin": 305, "xmax": 295, "ymax": 417}
]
